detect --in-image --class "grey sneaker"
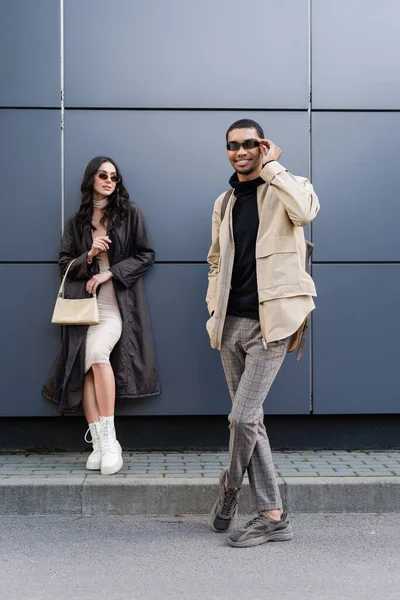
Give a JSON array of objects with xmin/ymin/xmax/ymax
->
[
  {"xmin": 228, "ymin": 511, "xmax": 293, "ymax": 548},
  {"xmin": 210, "ymin": 468, "xmax": 240, "ymax": 533}
]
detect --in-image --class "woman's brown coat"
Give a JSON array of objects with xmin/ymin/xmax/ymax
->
[{"xmin": 43, "ymin": 202, "xmax": 160, "ymax": 413}]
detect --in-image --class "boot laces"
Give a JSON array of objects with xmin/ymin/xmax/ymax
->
[
  {"xmin": 84, "ymin": 428, "xmax": 92, "ymax": 444},
  {"xmin": 221, "ymin": 489, "xmax": 238, "ymax": 517},
  {"xmin": 100, "ymin": 419, "xmax": 116, "ymax": 452},
  {"xmin": 244, "ymin": 511, "xmax": 265, "ymax": 528},
  {"xmin": 84, "ymin": 425, "xmax": 100, "ymax": 451}
]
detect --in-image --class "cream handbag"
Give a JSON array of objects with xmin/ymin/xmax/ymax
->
[{"xmin": 51, "ymin": 259, "xmax": 100, "ymax": 325}]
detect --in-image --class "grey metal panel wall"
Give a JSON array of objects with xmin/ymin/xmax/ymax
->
[
  {"xmin": 2, "ymin": 1, "xmax": 398, "ymax": 419},
  {"xmin": 64, "ymin": 0, "xmax": 308, "ymax": 109},
  {"xmin": 312, "ymin": 112, "xmax": 400, "ymax": 262},
  {"xmin": 0, "ymin": 0, "xmax": 60, "ymax": 107},
  {"xmin": 115, "ymin": 265, "xmax": 310, "ymax": 416},
  {"xmin": 311, "ymin": 1, "xmax": 400, "ymax": 415},
  {"xmin": 0, "ymin": 263, "xmax": 310, "ymax": 417},
  {"xmin": 64, "ymin": 111, "xmax": 309, "ymax": 262},
  {"xmin": 117, "ymin": 265, "xmax": 230, "ymax": 416},
  {"xmin": 312, "ymin": 264, "xmax": 400, "ymax": 414},
  {"xmin": 312, "ymin": 0, "xmax": 400, "ymax": 109},
  {"xmin": 0, "ymin": 110, "xmax": 61, "ymax": 262},
  {"xmin": 0, "ymin": 0, "xmax": 312, "ymax": 419},
  {"xmin": 0, "ymin": 265, "xmax": 60, "ymax": 417}
]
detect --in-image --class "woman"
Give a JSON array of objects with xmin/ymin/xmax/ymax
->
[{"xmin": 43, "ymin": 156, "xmax": 160, "ymax": 475}]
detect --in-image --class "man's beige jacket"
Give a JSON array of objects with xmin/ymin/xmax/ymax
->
[{"xmin": 206, "ymin": 160, "xmax": 320, "ymax": 350}]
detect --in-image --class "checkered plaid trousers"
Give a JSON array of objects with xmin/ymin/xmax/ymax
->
[{"xmin": 220, "ymin": 315, "xmax": 289, "ymax": 511}]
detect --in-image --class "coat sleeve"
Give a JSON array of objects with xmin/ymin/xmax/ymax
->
[
  {"xmin": 205, "ymin": 195, "xmax": 223, "ymax": 316},
  {"xmin": 109, "ymin": 204, "xmax": 155, "ymax": 289},
  {"xmin": 260, "ymin": 161, "xmax": 320, "ymax": 226},
  {"xmin": 59, "ymin": 217, "xmax": 94, "ymax": 280}
]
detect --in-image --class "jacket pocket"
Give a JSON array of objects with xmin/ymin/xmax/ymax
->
[{"xmin": 256, "ymin": 236, "xmax": 299, "ymax": 290}]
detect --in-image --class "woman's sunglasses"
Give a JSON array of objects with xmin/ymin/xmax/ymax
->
[
  {"xmin": 226, "ymin": 139, "xmax": 260, "ymax": 151},
  {"xmin": 96, "ymin": 170, "xmax": 120, "ymax": 183}
]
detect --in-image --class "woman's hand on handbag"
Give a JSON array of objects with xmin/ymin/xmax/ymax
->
[
  {"xmin": 86, "ymin": 270, "xmax": 114, "ymax": 294},
  {"xmin": 87, "ymin": 236, "xmax": 112, "ymax": 263}
]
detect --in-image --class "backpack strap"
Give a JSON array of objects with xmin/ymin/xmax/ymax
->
[
  {"xmin": 305, "ymin": 240, "xmax": 314, "ymax": 272},
  {"xmin": 292, "ymin": 240, "xmax": 315, "ymax": 361},
  {"xmin": 220, "ymin": 189, "xmax": 234, "ymax": 222}
]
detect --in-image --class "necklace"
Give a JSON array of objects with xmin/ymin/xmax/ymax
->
[{"xmin": 93, "ymin": 197, "xmax": 108, "ymax": 210}]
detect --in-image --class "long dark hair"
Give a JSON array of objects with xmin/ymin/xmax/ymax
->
[{"xmin": 76, "ymin": 156, "xmax": 130, "ymax": 229}]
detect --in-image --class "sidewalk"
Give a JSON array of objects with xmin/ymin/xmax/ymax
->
[{"xmin": 1, "ymin": 450, "xmax": 400, "ymax": 515}]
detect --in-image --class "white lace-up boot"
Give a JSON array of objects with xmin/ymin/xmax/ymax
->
[
  {"xmin": 99, "ymin": 415, "xmax": 123, "ymax": 475},
  {"xmin": 84, "ymin": 421, "xmax": 102, "ymax": 471}
]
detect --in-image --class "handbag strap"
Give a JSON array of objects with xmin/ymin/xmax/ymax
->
[{"xmin": 57, "ymin": 259, "xmax": 96, "ymax": 298}]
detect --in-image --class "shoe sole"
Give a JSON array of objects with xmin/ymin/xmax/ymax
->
[
  {"xmin": 101, "ymin": 455, "xmax": 123, "ymax": 476},
  {"xmin": 86, "ymin": 442, "xmax": 122, "ymax": 472},
  {"xmin": 228, "ymin": 526, "xmax": 294, "ymax": 548},
  {"xmin": 85, "ymin": 462, "xmax": 101, "ymax": 471}
]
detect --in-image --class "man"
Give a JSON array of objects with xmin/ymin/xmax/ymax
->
[{"xmin": 206, "ymin": 119, "xmax": 319, "ymax": 548}]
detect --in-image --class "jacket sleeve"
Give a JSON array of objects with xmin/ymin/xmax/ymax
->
[
  {"xmin": 59, "ymin": 217, "xmax": 94, "ymax": 280},
  {"xmin": 110, "ymin": 204, "xmax": 155, "ymax": 289},
  {"xmin": 206, "ymin": 195, "xmax": 223, "ymax": 316},
  {"xmin": 260, "ymin": 161, "xmax": 320, "ymax": 226}
]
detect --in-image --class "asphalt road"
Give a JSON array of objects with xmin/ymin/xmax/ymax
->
[{"xmin": 1, "ymin": 513, "xmax": 399, "ymax": 600}]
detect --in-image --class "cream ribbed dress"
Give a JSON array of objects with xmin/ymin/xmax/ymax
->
[{"xmin": 84, "ymin": 226, "xmax": 122, "ymax": 373}]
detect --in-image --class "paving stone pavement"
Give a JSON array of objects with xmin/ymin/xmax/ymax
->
[{"xmin": 0, "ymin": 450, "xmax": 400, "ymax": 479}]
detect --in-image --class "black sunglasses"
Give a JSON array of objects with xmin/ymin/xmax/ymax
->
[
  {"xmin": 226, "ymin": 139, "xmax": 260, "ymax": 151},
  {"xmin": 96, "ymin": 170, "xmax": 120, "ymax": 183}
]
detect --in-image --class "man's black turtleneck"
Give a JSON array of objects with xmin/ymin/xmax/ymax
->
[{"xmin": 227, "ymin": 172, "xmax": 265, "ymax": 320}]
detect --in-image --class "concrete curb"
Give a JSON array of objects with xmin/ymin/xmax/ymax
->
[
  {"xmin": 2, "ymin": 477, "xmax": 400, "ymax": 515},
  {"xmin": 285, "ymin": 477, "xmax": 400, "ymax": 513}
]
